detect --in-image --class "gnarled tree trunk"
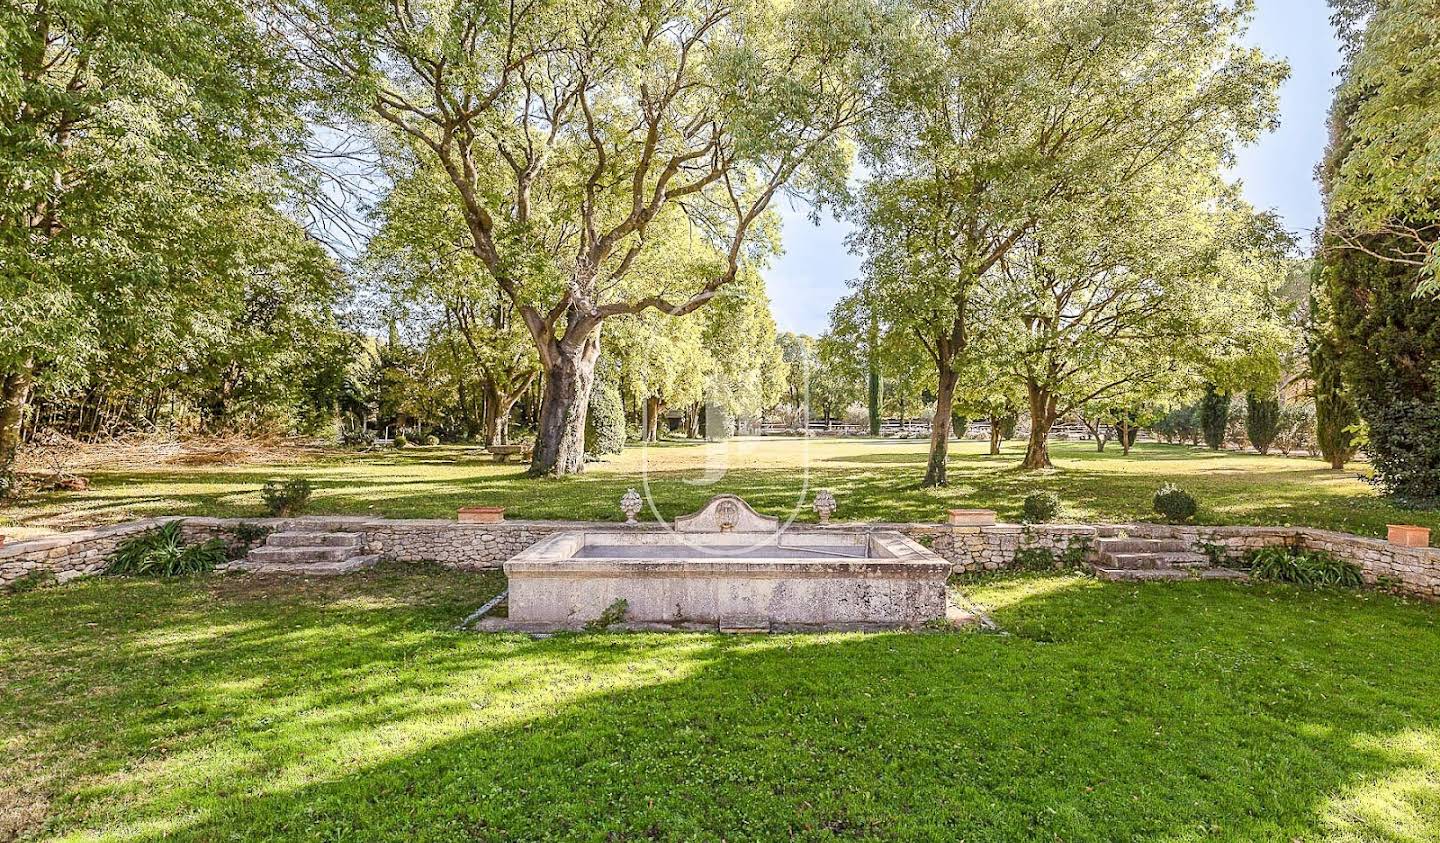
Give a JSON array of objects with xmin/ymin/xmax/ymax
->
[
  {"xmin": 482, "ymin": 382, "xmax": 513, "ymax": 447},
  {"xmin": 528, "ymin": 329, "xmax": 600, "ymax": 477},
  {"xmin": 988, "ymin": 415, "xmax": 1002, "ymax": 455},
  {"xmin": 1022, "ymin": 380, "xmax": 1059, "ymax": 470}
]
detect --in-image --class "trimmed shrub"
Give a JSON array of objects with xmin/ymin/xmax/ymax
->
[
  {"xmin": 1153, "ymin": 405, "xmax": 1199, "ymax": 444},
  {"xmin": 1245, "ymin": 390, "xmax": 1281, "ymax": 454},
  {"xmin": 1153, "ymin": 483, "xmax": 1198, "ymax": 523},
  {"xmin": 1357, "ymin": 397, "xmax": 1440, "ymax": 505},
  {"xmin": 424, "ymin": 434, "xmax": 440, "ymax": 446},
  {"xmin": 950, "ymin": 411, "xmax": 969, "ymax": 438},
  {"xmin": 1021, "ymin": 491, "xmax": 1061, "ymax": 523},
  {"xmin": 261, "ymin": 477, "xmax": 313, "ymax": 517},
  {"xmin": 109, "ymin": 521, "xmax": 227, "ymax": 577},
  {"xmin": 393, "ymin": 433, "xmax": 409, "ymax": 448},
  {"xmin": 585, "ymin": 370, "xmax": 626, "ymax": 456},
  {"xmin": 1244, "ymin": 545, "xmax": 1363, "ymax": 587}
]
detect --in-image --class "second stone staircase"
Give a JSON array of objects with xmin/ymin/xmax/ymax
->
[
  {"xmin": 1090, "ymin": 536, "xmax": 1246, "ymax": 582},
  {"xmin": 232, "ymin": 529, "xmax": 379, "ymax": 576}
]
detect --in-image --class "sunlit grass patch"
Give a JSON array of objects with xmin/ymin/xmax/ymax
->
[
  {"xmin": 5, "ymin": 439, "xmax": 1429, "ymax": 540},
  {"xmin": 3, "ymin": 566, "xmax": 1439, "ymax": 839}
]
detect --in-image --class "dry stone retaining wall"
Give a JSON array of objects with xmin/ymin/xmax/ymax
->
[{"xmin": 2, "ymin": 516, "xmax": 1437, "ymax": 601}]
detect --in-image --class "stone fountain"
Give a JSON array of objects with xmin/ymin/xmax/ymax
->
[{"xmin": 481, "ymin": 494, "xmax": 953, "ymax": 633}]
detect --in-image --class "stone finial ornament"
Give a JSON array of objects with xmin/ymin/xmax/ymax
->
[
  {"xmin": 620, "ymin": 488, "xmax": 643, "ymax": 525},
  {"xmin": 813, "ymin": 489, "xmax": 837, "ymax": 523}
]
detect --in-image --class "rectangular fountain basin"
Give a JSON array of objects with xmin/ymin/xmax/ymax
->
[{"xmin": 499, "ymin": 530, "xmax": 952, "ymax": 632}]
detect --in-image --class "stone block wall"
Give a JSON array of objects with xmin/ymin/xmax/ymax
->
[
  {"xmin": 2, "ymin": 515, "xmax": 1438, "ymax": 602},
  {"xmin": 1, "ymin": 518, "xmax": 176, "ymax": 589}
]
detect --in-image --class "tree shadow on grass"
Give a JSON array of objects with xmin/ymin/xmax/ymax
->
[{"xmin": 7, "ymin": 570, "xmax": 1440, "ymax": 841}]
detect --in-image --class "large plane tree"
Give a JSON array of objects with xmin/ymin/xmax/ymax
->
[{"xmin": 275, "ymin": 0, "xmax": 880, "ymax": 475}]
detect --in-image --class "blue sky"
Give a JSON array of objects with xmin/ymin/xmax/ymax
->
[{"xmin": 766, "ymin": 0, "xmax": 1344, "ymax": 335}]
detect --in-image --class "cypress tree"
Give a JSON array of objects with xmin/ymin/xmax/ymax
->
[
  {"xmin": 1245, "ymin": 390, "xmax": 1281, "ymax": 455},
  {"xmin": 1310, "ymin": 292, "xmax": 1359, "ymax": 470},
  {"xmin": 1323, "ymin": 248, "xmax": 1440, "ymax": 500},
  {"xmin": 950, "ymin": 410, "xmax": 969, "ymax": 440},
  {"xmin": 1198, "ymin": 385, "xmax": 1229, "ymax": 451},
  {"xmin": 1317, "ymin": 7, "xmax": 1440, "ymax": 499}
]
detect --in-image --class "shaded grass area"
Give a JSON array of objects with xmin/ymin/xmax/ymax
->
[
  {"xmin": 2, "ymin": 566, "xmax": 1438, "ymax": 840},
  {"xmin": 2, "ymin": 439, "xmax": 1430, "ymax": 539}
]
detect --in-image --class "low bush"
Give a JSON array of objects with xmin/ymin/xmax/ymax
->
[
  {"xmin": 424, "ymin": 434, "xmax": 440, "ymax": 446},
  {"xmin": 393, "ymin": 433, "xmax": 409, "ymax": 448},
  {"xmin": 233, "ymin": 522, "xmax": 270, "ymax": 548},
  {"xmin": 261, "ymin": 477, "xmax": 313, "ymax": 517},
  {"xmin": 1021, "ymin": 491, "xmax": 1061, "ymax": 524},
  {"xmin": 338, "ymin": 427, "xmax": 375, "ymax": 447},
  {"xmin": 1153, "ymin": 484, "xmax": 1198, "ymax": 523},
  {"xmin": 1244, "ymin": 545, "xmax": 1364, "ymax": 587},
  {"xmin": 109, "ymin": 522, "xmax": 227, "ymax": 577}
]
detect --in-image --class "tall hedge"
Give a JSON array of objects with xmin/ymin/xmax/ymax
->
[
  {"xmin": 1317, "ymin": 13, "xmax": 1440, "ymax": 501},
  {"xmin": 1245, "ymin": 390, "xmax": 1281, "ymax": 455},
  {"xmin": 1323, "ymin": 248, "xmax": 1440, "ymax": 501},
  {"xmin": 1198, "ymin": 385, "xmax": 1230, "ymax": 451}
]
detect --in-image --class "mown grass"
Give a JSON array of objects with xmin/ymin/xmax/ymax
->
[
  {"xmin": 2, "ymin": 566, "xmax": 1438, "ymax": 840},
  {"xmin": 2, "ymin": 438, "xmax": 1432, "ymax": 539}
]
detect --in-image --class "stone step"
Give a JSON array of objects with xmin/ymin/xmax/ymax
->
[
  {"xmin": 1097, "ymin": 551, "xmax": 1211, "ymax": 570},
  {"xmin": 265, "ymin": 531, "xmax": 364, "ymax": 549},
  {"xmin": 1095, "ymin": 538, "xmax": 1192, "ymax": 554},
  {"xmin": 1093, "ymin": 565, "xmax": 1248, "ymax": 582},
  {"xmin": 230, "ymin": 555, "xmax": 380, "ymax": 576},
  {"xmin": 247, "ymin": 545, "xmax": 357, "ymax": 565}
]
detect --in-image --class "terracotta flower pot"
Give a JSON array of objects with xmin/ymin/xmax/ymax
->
[
  {"xmin": 459, "ymin": 506, "xmax": 506, "ymax": 524},
  {"xmin": 1387, "ymin": 524, "xmax": 1431, "ymax": 548},
  {"xmin": 948, "ymin": 509, "xmax": 997, "ymax": 527}
]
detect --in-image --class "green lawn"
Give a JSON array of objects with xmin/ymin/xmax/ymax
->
[
  {"xmin": 3, "ymin": 566, "xmax": 1438, "ymax": 840},
  {"xmin": 3, "ymin": 438, "xmax": 1432, "ymax": 539}
]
